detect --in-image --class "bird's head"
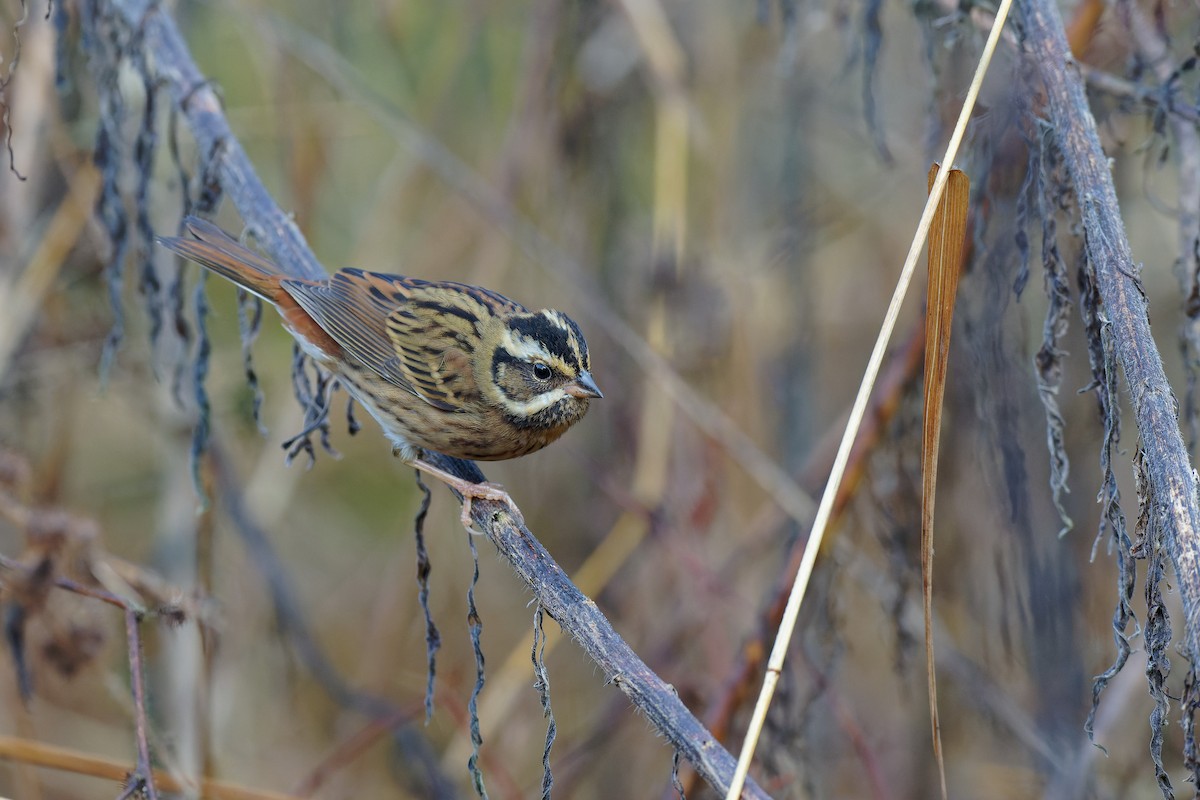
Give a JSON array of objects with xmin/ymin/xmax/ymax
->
[{"xmin": 480, "ymin": 309, "xmax": 601, "ymax": 434}]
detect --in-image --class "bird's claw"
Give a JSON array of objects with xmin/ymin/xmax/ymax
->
[{"xmin": 457, "ymin": 481, "xmax": 510, "ymax": 532}]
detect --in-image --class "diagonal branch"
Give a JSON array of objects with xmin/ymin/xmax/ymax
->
[
  {"xmin": 86, "ymin": 1, "xmax": 768, "ymax": 796},
  {"xmin": 1017, "ymin": 0, "xmax": 1200, "ymax": 658}
]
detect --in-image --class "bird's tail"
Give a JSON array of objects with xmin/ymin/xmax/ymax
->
[{"xmin": 157, "ymin": 216, "xmax": 286, "ymax": 301}]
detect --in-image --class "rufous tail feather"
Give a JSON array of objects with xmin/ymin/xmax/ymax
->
[{"xmin": 156, "ymin": 216, "xmax": 286, "ymax": 301}]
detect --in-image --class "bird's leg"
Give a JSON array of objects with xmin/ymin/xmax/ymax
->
[{"xmin": 411, "ymin": 457, "xmax": 512, "ymax": 530}]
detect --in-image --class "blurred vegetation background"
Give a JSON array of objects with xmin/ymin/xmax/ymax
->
[{"xmin": 0, "ymin": 0, "xmax": 1197, "ymax": 797}]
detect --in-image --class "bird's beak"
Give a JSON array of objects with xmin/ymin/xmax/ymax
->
[{"xmin": 566, "ymin": 371, "xmax": 603, "ymax": 399}]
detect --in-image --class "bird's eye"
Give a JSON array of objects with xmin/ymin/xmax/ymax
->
[{"xmin": 533, "ymin": 362, "xmax": 552, "ymax": 381}]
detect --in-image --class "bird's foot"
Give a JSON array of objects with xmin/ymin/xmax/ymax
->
[{"xmin": 412, "ymin": 458, "xmax": 512, "ymax": 532}]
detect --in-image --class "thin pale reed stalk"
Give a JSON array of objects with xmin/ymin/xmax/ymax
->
[{"xmin": 723, "ymin": 0, "xmax": 1016, "ymax": 794}]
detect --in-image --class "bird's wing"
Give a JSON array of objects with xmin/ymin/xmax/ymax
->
[
  {"xmin": 283, "ymin": 270, "xmax": 522, "ymax": 412},
  {"xmin": 383, "ymin": 277, "xmax": 525, "ymax": 411}
]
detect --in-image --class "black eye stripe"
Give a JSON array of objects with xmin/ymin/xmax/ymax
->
[
  {"xmin": 491, "ymin": 346, "xmax": 520, "ymax": 401},
  {"xmin": 508, "ymin": 312, "xmax": 584, "ymax": 371},
  {"xmin": 492, "ymin": 347, "xmax": 520, "ymax": 367}
]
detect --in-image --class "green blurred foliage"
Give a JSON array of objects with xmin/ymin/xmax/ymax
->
[{"xmin": 0, "ymin": 0, "xmax": 1196, "ymax": 798}]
